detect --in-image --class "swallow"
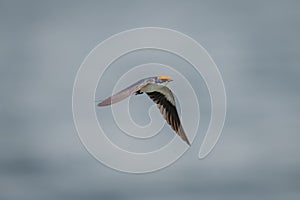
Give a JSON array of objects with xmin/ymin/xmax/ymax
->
[{"xmin": 97, "ymin": 76, "xmax": 190, "ymax": 146}]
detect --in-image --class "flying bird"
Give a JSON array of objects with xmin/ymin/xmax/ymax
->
[{"xmin": 97, "ymin": 76, "xmax": 190, "ymax": 146}]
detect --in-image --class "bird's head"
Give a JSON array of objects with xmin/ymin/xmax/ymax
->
[{"xmin": 155, "ymin": 76, "xmax": 173, "ymax": 85}]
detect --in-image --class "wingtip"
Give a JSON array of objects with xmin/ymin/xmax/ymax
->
[
  {"xmin": 186, "ymin": 140, "xmax": 191, "ymax": 146},
  {"xmin": 96, "ymin": 97, "xmax": 113, "ymax": 106},
  {"xmin": 95, "ymin": 99, "xmax": 104, "ymax": 106},
  {"xmin": 97, "ymin": 101, "xmax": 109, "ymax": 106},
  {"xmin": 96, "ymin": 99, "xmax": 108, "ymax": 106}
]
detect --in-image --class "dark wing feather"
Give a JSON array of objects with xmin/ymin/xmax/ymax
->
[
  {"xmin": 146, "ymin": 88, "xmax": 190, "ymax": 146},
  {"xmin": 97, "ymin": 78, "xmax": 152, "ymax": 106}
]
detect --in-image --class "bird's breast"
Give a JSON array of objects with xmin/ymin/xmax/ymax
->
[{"xmin": 141, "ymin": 83, "xmax": 164, "ymax": 93}]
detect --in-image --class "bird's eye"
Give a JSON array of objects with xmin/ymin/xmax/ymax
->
[{"xmin": 155, "ymin": 78, "xmax": 162, "ymax": 83}]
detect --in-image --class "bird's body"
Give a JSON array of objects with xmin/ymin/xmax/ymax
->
[{"xmin": 97, "ymin": 76, "xmax": 190, "ymax": 146}]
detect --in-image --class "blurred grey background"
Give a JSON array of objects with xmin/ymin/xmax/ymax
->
[{"xmin": 1, "ymin": 0, "xmax": 300, "ymax": 199}]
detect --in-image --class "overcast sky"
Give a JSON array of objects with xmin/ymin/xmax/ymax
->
[{"xmin": 1, "ymin": 1, "xmax": 300, "ymax": 200}]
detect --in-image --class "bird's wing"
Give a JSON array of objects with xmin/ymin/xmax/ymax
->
[
  {"xmin": 146, "ymin": 86, "xmax": 190, "ymax": 146},
  {"xmin": 97, "ymin": 78, "xmax": 152, "ymax": 106}
]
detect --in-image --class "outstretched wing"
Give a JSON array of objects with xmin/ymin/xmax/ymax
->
[
  {"xmin": 146, "ymin": 87, "xmax": 190, "ymax": 146},
  {"xmin": 97, "ymin": 78, "xmax": 152, "ymax": 106}
]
